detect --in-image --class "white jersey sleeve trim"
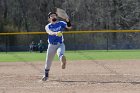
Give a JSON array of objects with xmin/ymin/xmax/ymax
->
[
  {"xmin": 59, "ymin": 21, "xmax": 66, "ymax": 23},
  {"xmin": 45, "ymin": 23, "xmax": 51, "ymax": 31}
]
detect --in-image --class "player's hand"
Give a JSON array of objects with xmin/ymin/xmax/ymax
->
[
  {"xmin": 56, "ymin": 31, "xmax": 62, "ymax": 37},
  {"xmin": 65, "ymin": 18, "xmax": 70, "ymax": 22}
]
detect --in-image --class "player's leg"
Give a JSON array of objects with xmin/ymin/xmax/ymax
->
[
  {"xmin": 42, "ymin": 44, "xmax": 57, "ymax": 81},
  {"xmin": 57, "ymin": 43, "xmax": 66, "ymax": 69}
]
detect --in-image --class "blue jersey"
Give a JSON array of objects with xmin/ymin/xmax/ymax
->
[{"xmin": 45, "ymin": 21, "xmax": 67, "ymax": 44}]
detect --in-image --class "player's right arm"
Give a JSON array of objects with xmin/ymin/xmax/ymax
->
[
  {"xmin": 45, "ymin": 25, "xmax": 62, "ymax": 37},
  {"xmin": 45, "ymin": 25, "xmax": 57, "ymax": 35}
]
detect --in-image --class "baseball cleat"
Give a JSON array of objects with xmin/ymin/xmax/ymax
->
[
  {"xmin": 61, "ymin": 55, "xmax": 66, "ymax": 69},
  {"xmin": 42, "ymin": 76, "xmax": 48, "ymax": 81}
]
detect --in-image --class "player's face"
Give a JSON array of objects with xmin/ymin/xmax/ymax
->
[
  {"xmin": 50, "ymin": 14, "xmax": 57, "ymax": 19},
  {"xmin": 49, "ymin": 14, "xmax": 57, "ymax": 22}
]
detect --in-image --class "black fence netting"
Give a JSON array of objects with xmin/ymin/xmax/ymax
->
[{"xmin": 0, "ymin": 32, "xmax": 140, "ymax": 52}]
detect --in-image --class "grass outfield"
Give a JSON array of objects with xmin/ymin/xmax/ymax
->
[{"xmin": 0, "ymin": 50, "xmax": 140, "ymax": 62}]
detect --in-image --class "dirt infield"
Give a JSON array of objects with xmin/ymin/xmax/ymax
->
[{"xmin": 0, "ymin": 60, "xmax": 140, "ymax": 93}]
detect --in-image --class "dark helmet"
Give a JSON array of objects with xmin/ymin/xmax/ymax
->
[{"xmin": 48, "ymin": 12, "xmax": 57, "ymax": 18}]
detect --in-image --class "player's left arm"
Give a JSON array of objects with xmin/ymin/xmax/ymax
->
[{"xmin": 65, "ymin": 18, "xmax": 72, "ymax": 29}]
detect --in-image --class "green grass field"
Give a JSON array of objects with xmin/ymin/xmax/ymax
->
[{"xmin": 0, "ymin": 50, "xmax": 140, "ymax": 62}]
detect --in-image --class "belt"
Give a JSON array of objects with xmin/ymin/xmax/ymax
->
[{"xmin": 50, "ymin": 42, "xmax": 62, "ymax": 45}]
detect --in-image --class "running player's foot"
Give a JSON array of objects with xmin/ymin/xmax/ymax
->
[
  {"xmin": 42, "ymin": 69, "xmax": 49, "ymax": 81},
  {"xmin": 61, "ymin": 55, "xmax": 66, "ymax": 69},
  {"xmin": 42, "ymin": 76, "xmax": 48, "ymax": 81}
]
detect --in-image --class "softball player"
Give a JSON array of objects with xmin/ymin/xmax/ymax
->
[{"xmin": 42, "ymin": 12, "xmax": 72, "ymax": 81}]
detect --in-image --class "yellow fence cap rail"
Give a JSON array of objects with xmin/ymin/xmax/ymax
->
[{"xmin": 0, "ymin": 30, "xmax": 140, "ymax": 35}]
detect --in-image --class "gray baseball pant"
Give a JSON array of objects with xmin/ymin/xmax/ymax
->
[{"xmin": 45, "ymin": 43, "xmax": 65, "ymax": 70}]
